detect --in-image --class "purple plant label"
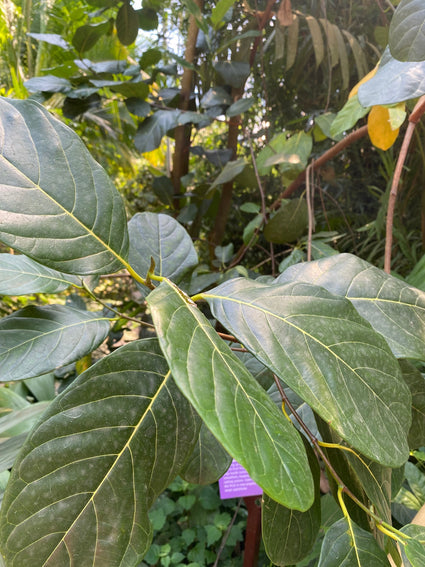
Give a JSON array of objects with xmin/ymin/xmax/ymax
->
[{"xmin": 218, "ymin": 460, "xmax": 263, "ymax": 499}]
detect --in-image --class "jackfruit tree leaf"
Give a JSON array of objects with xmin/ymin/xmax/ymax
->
[
  {"xmin": 0, "ymin": 98, "xmax": 129, "ymax": 275},
  {"xmin": 0, "ymin": 339, "xmax": 200, "ymax": 567},
  {"xmin": 202, "ymin": 277, "xmax": 411, "ymax": 467},
  {"xmin": 147, "ymin": 279, "xmax": 314, "ymax": 511}
]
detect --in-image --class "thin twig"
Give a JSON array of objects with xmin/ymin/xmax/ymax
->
[
  {"xmin": 306, "ymin": 161, "xmax": 315, "ymax": 261},
  {"xmin": 212, "ymin": 499, "xmax": 242, "ymax": 567},
  {"xmin": 384, "ymin": 95, "xmax": 425, "ymax": 273}
]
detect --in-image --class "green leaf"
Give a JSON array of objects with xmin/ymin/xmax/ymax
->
[
  {"xmin": 0, "ymin": 434, "xmax": 28, "ymax": 473},
  {"xmin": 262, "ymin": 441, "xmax": 321, "ymax": 566},
  {"xmin": 116, "ymin": 1, "xmax": 139, "ymax": 45},
  {"xmin": 202, "ymin": 278, "xmax": 411, "ymax": 467},
  {"xmin": 358, "ymin": 47, "xmax": 425, "ymax": 106},
  {"xmin": 200, "ymin": 87, "xmax": 232, "ymax": 109},
  {"xmin": 213, "ymin": 61, "xmax": 250, "ymax": 89},
  {"xmin": 27, "ymin": 33, "xmax": 72, "ymax": 50},
  {"xmin": 128, "ymin": 212, "xmax": 198, "ymax": 284},
  {"xmin": 330, "ymin": 95, "xmax": 370, "ymax": 138},
  {"xmin": 24, "ymin": 75, "xmax": 71, "ymax": 94},
  {"xmin": 0, "ymin": 305, "xmax": 110, "ymax": 382},
  {"xmin": 0, "ymin": 339, "xmax": 200, "ymax": 567},
  {"xmin": 183, "ymin": 0, "xmax": 208, "ymax": 34},
  {"xmin": 277, "ymin": 253, "xmax": 425, "ymax": 360},
  {"xmin": 0, "ymin": 98, "xmax": 129, "ymax": 275},
  {"xmin": 264, "ymin": 198, "xmax": 308, "ymax": 244},
  {"xmin": 226, "ymin": 97, "xmax": 255, "ymax": 117},
  {"xmin": 318, "ymin": 518, "xmax": 390, "ymax": 566},
  {"xmin": 181, "ymin": 423, "xmax": 232, "ymax": 485},
  {"xmin": 209, "ymin": 158, "xmax": 246, "ymax": 190},
  {"xmin": 389, "ymin": 0, "xmax": 425, "ymax": 62},
  {"xmin": 135, "ymin": 110, "xmax": 180, "ymax": 153},
  {"xmin": 0, "ymin": 403, "xmax": 49, "ymax": 437},
  {"xmin": 147, "ymin": 279, "xmax": 314, "ymax": 510},
  {"xmin": 72, "ymin": 21, "xmax": 112, "ymax": 54},
  {"xmin": 210, "ymin": 0, "xmax": 237, "ymax": 28},
  {"xmin": 400, "ymin": 524, "xmax": 425, "ymax": 566},
  {"xmin": 24, "ymin": 373, "xmax": 56, "ymax": 401},
  {"xmin": 257, "ymin": 132, "xmax": 312, "ymax": 176},
  {"xmin": 137, "ymin": 8, "xmax": 159, "ymax": 31},
  {"xmin": 0, "ymin": 254, "xmax": 79, "ymax": 295},
  {"xmin": 400, "ymin": 361, "xmax": 425, "ymax": 449}
]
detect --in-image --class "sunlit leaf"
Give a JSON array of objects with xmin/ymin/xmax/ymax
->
[
  {"xmin": 202, "ymin": 278, "xmax": 411, "ymax": 467},
  {"xmin": 147, "ymin": 279, "xmax": 314, "ymax": 510},
  {"xmin": 367, "ymin": 105, "xmax": 400, "ymax": 150},
  {"xmin": 0, "ymin": 339, "xmax": 200, "ymax": 567}
]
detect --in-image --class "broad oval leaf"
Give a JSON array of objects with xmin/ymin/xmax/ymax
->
[
  {"xmin": 134, "ymin": 110, "xmax": 181, "ymax": 153},
  {"xmin": 264, "ymin": 198, "xmax": 308, "ymax": 244},
  {"xmin": 128, "ymin": 212, "xmax": 198, "ymax": 283},
  {"xmin": 0, "ymin": 339, "xmax": 200, "ymax": 567},
  {"xmin": 147, "ymin": 279, "xmax": 314, "ymax": 511},
  {"xmin": 318, "ymin": 518, "xmax": 390, "ymax": 566},
  {"xmin": 181, "ymin": 423, "xmax": 232, "ymax": 485},
  {"xmin": 262, "ymin": 441, "xmax": 321, "ymax": 566},
  {"xmin": 400, "ymin": 524, "xmax": 425, "ymax": 566},
  {"xmin": 116, "ymin": 1, "xmax": 139, "ymax": 45},
  {"xmin": 0, "ymin": 98, "xmax": 129, "ymax": 275},
  {"xmin": 72, "ymin": 21, "xmax": 111, "ymax": 54},
  {"xmin": 277, "ymin": 253, "xmax": 425, "ymax": 360},
  {"xmin": 24, "ymin": 75, "xmax": 72, "ymax": 94},
  {"xmin": 0, "ymin": 254, "xmax": 79, "ymax": 295},
  {"xmin": 0, "ymin": 305, "xmax": 110, "ymax": 382},
  {"xmin": 358, "ymin": 48, "xmax": 425, "ymax": 106},
  {"xmin": 202, "ymin": 278, "xmax": 411, "ymax": 467},
  {"xmin": 389, "ymin": 0, "xmax": 425, "ymax": 62}
]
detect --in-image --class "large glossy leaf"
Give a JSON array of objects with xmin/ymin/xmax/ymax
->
[
  {"xmin": 180, "ymin": 423, "xmax": 232, "ymax": 485},
  {"xmin": 0, "ymin": 305, "xmax": 110, "ymax": 382},
  {"xmin": 277, "ymin": 253, "xmax": 425, "ymax": 360},
  {"xmin": 147, "ymin": 279, "xmax": 314, "ymax": 511},
  {"xmin": 0, "ymin": 254, "xmax": 79, "ymax": 295},
  {"xmin": 399, "ymin": 361, "xmax": 425, "ymax": 449},
  {"xmin": 318, "ymin": 518, "xmax": 390, "ymax": 566},
  {"xmin": 0, "ymin": 339, "xmax": 200, "ymax": 567},
  {"xmin": 262, "ymin": 441, "xmax": 321, "ymax": 566},
  {"xmin": 202, "ymin": 278, "xmax": 411, "ymax": 467},
  {"xmin": 389, "ymin": 0, "xmax": 425, "ymax": 62},
  {"xmin": 0, "ymin": 98, "xmax": 129, "ymax": 275},
  {"xmin": 128, "ymin": 212, "xmax": 198, "ymax": 284},
  {"xmin": 358, "ymin": 48, "xmax": 425, "ymax": 106}
]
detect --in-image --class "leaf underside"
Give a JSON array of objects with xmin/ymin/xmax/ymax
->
[{"xmin": 0, "ymin": 339, "xmax": 200, "ymax": 567}]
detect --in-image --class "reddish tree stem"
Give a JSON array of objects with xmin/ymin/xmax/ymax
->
[{"xmin": 384, "ymin": 95, "xmax": 425, "ymax": 273}]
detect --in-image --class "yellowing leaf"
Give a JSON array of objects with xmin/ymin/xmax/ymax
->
[
  {"xmin": 388, "ymin": 102, "xmax": 407, "ymax": 130},
  {"xmin": 349, "ymin": 66, "xmax": 378, "ymax": 99},
  {"xmin": 368, "ymin": 105, "xmax": 400, "ymax": 150}
]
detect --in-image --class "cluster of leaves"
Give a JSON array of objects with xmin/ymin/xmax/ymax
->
[{"xmin": 2, "ymin": 1, "xmax": 425, "ymax": 567}]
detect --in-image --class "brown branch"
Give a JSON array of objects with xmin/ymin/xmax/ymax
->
[
  {"xmin": 270, "ymin": 124, "xmax": 369, "ymax": 211},
  {"xmin": 229, "ymin": 125, "xmax": 369, "ymax": 268},
  {"xmin": 384, "ymin": 95, "xmax": 425, "ymax": 273}
]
